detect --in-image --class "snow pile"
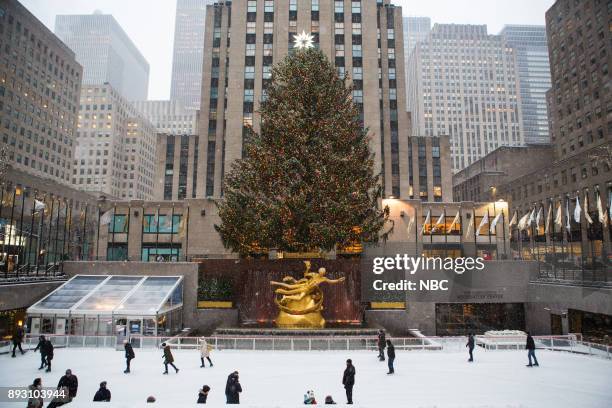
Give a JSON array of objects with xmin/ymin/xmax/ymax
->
[
  {"xmin": 483, "ymin": 330, "xmax": 526, "ymax": 337},
  {"xmin": 1, "ymin": 348, "xmax": 611, "ymax": 407}
]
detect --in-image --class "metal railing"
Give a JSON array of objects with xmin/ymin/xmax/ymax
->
[
  {"xmin": 0, "ymin": 262, "xmax": 66, "ymax": 284},
  {"xmin": 11, "ymin": 334, "xmax": 610, "ymax": 360}
]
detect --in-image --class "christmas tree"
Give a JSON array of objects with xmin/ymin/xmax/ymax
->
[{"xmin": 215, "ymin": 46, "xmax": 390, "ymax": 256}]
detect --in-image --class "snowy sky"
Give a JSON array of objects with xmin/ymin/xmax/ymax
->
[{"xmin": 22, "ymin": 0, "xmax": 554, "ymax": 100}]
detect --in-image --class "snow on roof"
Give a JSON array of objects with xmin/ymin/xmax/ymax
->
[{"xmin": 27, "ymin": 275, "xmax": 183, "ymax": 316}]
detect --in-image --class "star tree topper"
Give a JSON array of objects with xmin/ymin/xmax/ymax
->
[{"xmin": 293, "ymin": 30, "xmax": 314, "ymax": 49}]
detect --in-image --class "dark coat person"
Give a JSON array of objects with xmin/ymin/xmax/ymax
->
[
  {"xmin": 57, "ymin": 369, "xmax": 78, "ymax": 400},
  {"xmin": 93, "ymin": 381, "xmax": 111, "ymax": 402},
  {"xmin": 11, "ymin": 326, "xmax": 25, "ymax": 357},
  {"xmin": 225, "ymin": 372, "xmax": 242, "ymax": 404},
  {"xmin": 124, "ymin": 341, "xmax": 135, "ymax": 373},
  {"xmin": 466, "ymin": 333, "xmax": 475, "ymax": 362},
  {"xmin": 197, "ymin": 385, "xmax": 211, "ymax": 404},
  {"xmin": 44, "ymin": 340, "xmax": 54, "ymax": 372},
  {"xmin": 377, "ymin": 330, "xmax": 386, "ymax": 361},
  {"xmin": 27, "ymin": 378, "xmax": 43, "ymax": 408},
  {"xmin": 342, "ymin": 359, "xmax": 356, "ymax": 404},
  {"xmin": 161, "ymin": 343, "xmax": 179, "ymax": 374},
  {"xmin": 525, "ymin": 332, "xmax": 539, "ymax": 367},
  {"xmin": 386, "ymin": 340, "xmax": 395, "ymax": 374},
  {"xmin": 34, "ymin": 336, "xmax": 48, "ymax": 369}
]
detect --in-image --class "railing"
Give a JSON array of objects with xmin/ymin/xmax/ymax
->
[
  {"xmin": 0, "ymin": 262, "xmax": 66, "ymax": 284},
  {"xmin": 12, "ymin": 334, "xmax": 610, "ymax": 360},
  {"xmin": 536, "ymin": 261, "xmax": 610, "ymax": 287}
]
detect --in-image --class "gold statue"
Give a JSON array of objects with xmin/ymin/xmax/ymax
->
[{"xmin": 270, "ymin": 261, "xmax": 345, "ymax": 328}]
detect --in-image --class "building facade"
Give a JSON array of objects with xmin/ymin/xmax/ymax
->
[
  {"xmin": 170, "ymin": 0, "xmax": 210, "ymax": 111},
  {"xmin": 406, "ymin": 24, "xmax": 525, "ymax": 172},
  {"xmin": 55, "ymin": 12, "xmax": 150, "ymax": 101},
  {"xmin": 132, "ymin": 100, "xmax": 198, "ymax": 135},
  {"xmin": 402, "ymin": 16, "xmax": 431, "ymax": 54},
  {"xmin": 0, "ymin": 0, "xmax": 82, "ymax": 186},
  {"xmin": 154, "ymin": 134, "xmax": 202, "ymax": 200},
  {"xmin": 499, "ymin": 25, "xmax": 552, "ymax": 145},
  {"xmin": 73, "ymin": 84, "xmax": 157, "ymax": 200},
  {"xmin": 195, "ymin": 0, "xmax": 450, "ymax": 201}
]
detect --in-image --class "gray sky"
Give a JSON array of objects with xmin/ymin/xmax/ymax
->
[{"xmin": 22, "ymin": 0, "xmax": 555, "ymax": 100}]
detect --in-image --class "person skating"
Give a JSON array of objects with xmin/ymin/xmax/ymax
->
[
  {"xmin": 386, "ymin": 339, "xmax": 395, "ymax": 374},
  {"xmin": 377, "ymin": 329, "xmax": 386, "ymax": 361},
  {"xmin": 57, "ymin": 369, "xmax": 79, "ymax": 401},
  {"xmin": 34, "ymin": 335, "xmax": 48, "ymax": 370},
  {"xmin": 225, "ymin": 371, "xmax": 242, "ymax": 404},
  {"xmin": 303, "ymin": 390, "xmax": 317, "ymax": 405},
  {"xmin": 342, "ymin": 359, "xmax": 355, "ymax": 405},
  {"xmin": 324, "ymin": 395, "xmax": 337, "ymax": 404},
  {"xmin": 44, "ymin": 338, "xmax": 54, "ymax": 372},
  {"xmin": 93, "ymin": 381, "xmax": 111, "ymax": 402},
  {"xmin": 26, "ymin": 378, "xmax": 43, "ymax": 408},
  {"xmin": 162, "ymin": 343, "xmax": 179, "ymax": 374},
  {"xmin": 197, "ymin": 385, "xmax": 211, "ymax": 403},
  {"xmin": 466, "ymin": 333, "xmax": 475, "ymax": 362},
  {"xmin": 199, "ymin": 338, "xmax": 213, "ymax": 368},
  {"xmin": 124, "ymin": 339, "xmax": 135, "ymax": 373},
  {"xmin": 11, "ymin": 325, "xmax": 25, "ymax": 357},
  {"xmin": 525, "ymin": 332, "xmax": 539, "ymax": 367}
]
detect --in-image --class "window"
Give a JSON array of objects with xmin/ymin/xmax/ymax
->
[
  {"xmin": 143, "ymin": 215, "xmax": 182, "ymax": 234},
  {"xmin": 109, "ymin": 214, "xmax": 128, "ymax": 233}
]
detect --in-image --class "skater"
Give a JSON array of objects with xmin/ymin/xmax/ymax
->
[
  {"xmin": 47, "ymin": 387, "xmax": 69, "ymax": 408},
  {"xmin": 11, "ymin": 325, "xmax": 25, "ymax": 357},
  {"xmin": 377, "ymin": 329, "xmax": 386, "ymax": 361},
  {"xmin": 93, "ymin": 381, "xmax": 111, "ymax": 402},
  {"xmin": 124, "ymin": 339, "xmax": 135, "ymax": 373},
  {"xmin": 386, "ymin": 339, "xmax": 395, "ymax": 374},
  {"xmin": 225, "ymin": 371, "xmax": 242, "ymax": 404},
  {"xmin": 146, "ymin": 396, "xmax": 156, "ymax": 403},
  {"xmin": 57, "ymin": 369, "xmax": 79, "ymax": 401},
  {"xmin": 34, "ymin": 335, "xmax": 48, "ymax": 369},
  {"xmin": 342, "ymin": 359, "xmax": 355, "ymax": 405},
  {"xmin": 526, "ymin": 332, "xmax": 539, "ymax": 367},
  {"xmin": 44, "ymin": 338, "xmax": 54, "ymax": 372},
  {"xmin": 199, "ymin": 338, "xmax": 214, "ymax": 367},
  {"xmin": 27, "ymin": 378, "xmax": 43, "ymax": 408},
  {"xmin": 197, "ymin": 385, "xmax": 211, "ymax": 403},
  {"xmin": 303, "ymin": 390, "xmax": 317, "ymax": 404},
  {"xmin": 466, "ymin": 333, "xmax": 475, "ymax": 362},
  {"xmin": 324, "ymin": 395, "xmax": 337, "ymax": 404},
  {"xmin": 162, "ymin": 343, "xmax": 179, "ymax": 374}
]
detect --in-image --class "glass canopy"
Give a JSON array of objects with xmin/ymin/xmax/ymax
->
[{"xmin": 27, "ymin": 275, "xmax": 183, "ymax": 317}]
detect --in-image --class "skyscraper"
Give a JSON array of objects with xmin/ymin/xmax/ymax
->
[
  {"xmin": 182, "ymin": 0, "xmax": 451, "ymax": 202},
  {"xmin": 55, "ymin": 12, "xmax": 150, "ymax": 101},
  {"xmin": 170, "ymin": 0, "xmax": 210, "ymax": 111},
  {"xmin": 500, "ymin": 25, "xmax": 551, "ymax": 145},
  {"xmin": 407, "ymin": 24, "xmax": 524, "ymax": 172},
  {"xmin": 403, "ymin": 16, "xmax": 430, "ymax": 54}
]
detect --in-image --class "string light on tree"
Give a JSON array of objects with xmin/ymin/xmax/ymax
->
[{"xmin": 293, "ymin": 30, "xmax": 314, "ymax": 49}]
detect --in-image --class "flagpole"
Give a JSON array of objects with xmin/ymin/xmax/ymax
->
[
  {"xmin": 53, "ymin": 200, "xmax": 61, "ymax": 273},
  {"xmin": 444, "ymin": 207, "xmax": 448, "ymax": 257},
  {"xmin": 550, "ymin": 199, "xmax": 556, "ymax": 272},
  {"xmin": 155, "ymin": 206, "xmax": 160, "ymax": 261},
  {"xmin": 65, "ymin": 204, "xmax": 72, "ymax": 267},
  {"xmin": 35, "ymin": 196, "xmax": 46, "ymax": 275},
  {"xmin": 473, "ymin": 208, "xmax": 477, "ymax": 256},
  {"xmin": 140, "ymin": 205, "xmax": 145, "ymax": 261},
  {"xmin": 61, "ymin": 199, "xmax": 69, "ymax": 271},
  {"xmin": 6, "ymin": 185, "xmax": 18, "ymax": 276},
  {"xmin": 26, "ymin": 193, "xmax": 37, "ymax": 271},
  {"xmin": 17, "ymin": 187, "xmax": 26, "ymax": 271},
  {"xmin": 96, "ymin": 204, "xmax": 102, "ymax": 261},
  {"xmin": 111, "ymin": 204, "xmax": 117, "ymax": 258},
  {"xmin": 185, "ymin": 206, "xmax": 190, "ymax": 261},
  {"xmin": 0, "ymin": 184, "xmax": 4, "ymax": 271},
  {"xmin": 125, "ymin": 205, "xmax": 131, "ymax": 261},
  {"xmin": 170, "ymin": 203, "xmax": 175, "ymax": 261},
  {"xmin": 501, "ymin": 208, "xmax": 506, "ymax": 259},
  {"xmin": 81, "ymin": 204, "xmax": 88, "ymax": 261},
  {"xmin": 414, "ymin": 206, "xmax": 418, "ymax": 257},
  {"xmin": 491, "ymin": 203, "xmax": 497, "ymax": 260},
  {"xmin": 430, "ymin": 207, "xmax": 433, "ymax": 248}
]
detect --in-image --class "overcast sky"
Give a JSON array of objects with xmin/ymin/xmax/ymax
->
[{"xmin": 22, "ymin": 0, "xmax": 555, "ymax": 100}]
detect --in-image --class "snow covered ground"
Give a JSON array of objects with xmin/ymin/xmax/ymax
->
[{"xmin": 1, "ymin": 347, "xmax": 611, "ymax": 407}]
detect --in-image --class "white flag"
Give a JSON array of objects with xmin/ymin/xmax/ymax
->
[
  {"xmin": 528, "ymin": 207, "xmax": 536, "ymax": 226},
  {"xmin": 448, "ymin": 211, "xmax": 460, "ymax": 231},
  {"xmin": 518, "ymin": 212, "xmax": 530, "ymax": 231},
  {"xmin": 545, "ymin": 204, "xmax": 553, "ymax": 234},
  {"xmin": 420, "ymin": 209, "xmax": 431, "ymax": 235},
  {"xmin": 573, "ymin": 196, "xmax": 581, "ymax": 223},
  {"xmin": 535, "ymin": 206, "xmax": 543, "ymax": 227},
  {"xmin": 565, "ymin": 198, "xmax": 571, "ymax": 231},
  {"xmin": 34, "ymin": 199, "xmax": 46, "ymax": 213},
  {"xmin": 100, "ymin": 209, "xmax": 114, "ymax": 226},
  {"xmin": 476, "ymin": 212, "xmax": 489, "ymax": 236},
  {"xmin": 433, "ymin": 213, "xmax": 445, "ymax": 232},
  {"xmin": 489, "ymin": 212, "xmax": 502, "ymax": 234},
  {"xmin": 554, "ymin": 202, "xmax": 562, "ymax": 228},
  {"xmin": 597, "ymin": 191, "xmax": 607, "ymax": 226},
  {"xmin": 508, "ymin": 211, "xmax": 518, "ymax": 227},
  {"xmin": 583, "ymin": 192, "xmax": 593, "ymax": 224},
  {"xmin": 406, "ymin": 214, "xmax": 415, "ymax": 235}
]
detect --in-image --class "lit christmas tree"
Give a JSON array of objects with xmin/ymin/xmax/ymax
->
[{"xmin": 215, "ymin": 45, "xmax": 390, "ymax": 256}]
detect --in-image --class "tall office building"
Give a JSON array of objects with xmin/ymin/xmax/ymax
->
[
  {"xmin": 0, "ymin": 0, "xmax": 82, "ymax": 185},
  {"xmin": 499, "ymin": 25, "xmax": 551, "ymax": 145},
  {"xmin": 55, "ymin": 12, "xmax": 149, "ymax": 101},
  {"xmin": 407, "ymin": 24, "xmax": 524, "ymax": 172},
  {"xmin": 170, "ymin": 0, "xmax": 210, "ymax": 111},
  {"xmin": 132, "ymin": 100, "xmax": 198, "ymax": 135},
  {"xmin": 73, "ymin": 84, "xmax": 156, "ymax": 200},
  {"xmin": 403, "ymin": 16, "xmax": 430, "ymax": 54},
  {"xmin": 183, "ymin": 0, "xmax": 451, "ymax": 202}
]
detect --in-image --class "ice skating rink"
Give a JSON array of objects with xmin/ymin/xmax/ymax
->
[{"xmin": 1, "ymin": 348, "xmax": 611, "ymax": 407}]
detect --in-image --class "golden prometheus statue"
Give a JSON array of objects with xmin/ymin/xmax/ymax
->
[{"xmin": 270, "ymin": 261, "xmax": 346, "ymax": 328}]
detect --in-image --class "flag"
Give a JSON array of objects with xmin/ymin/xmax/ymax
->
[
  {"xmin": 489, "ymin": 212, "xmax": 502, "ymax": 234},
  {"xmin": 476, "ymin": 212, "xmax": 489, "ymax": 236},
  {"xmin": 554, "ymin": 201, "xmax": 562, "ymax": 228},
  {"xmin": 596, "ymin": 191, "xmax": 607, "ymax": 226},
  {"xmin": 34, "ymin": 199, "xmax": 46, "ymax": 213},
  {"xmin": 573, "ymin": 196, "xmax": 581, "ymax": 223},
  {"xmin": 433, "ymin": 213, "xmax": 445, "ymax": 232},
  {"xmin": 535, "ymin": 206, "xmax": 543, "ymax": 228},
  {"xmin": 528, "ymin": 207, "xmax": 536, "ymax": 226},
  {"xmin": 177, "ymin": 215, "xmax": 187, "ymax": 238},
  {"xmin": 406, "ymin": 214, "xmax": 415, "ymax": 235},
  {"xmin": 545, "ymin": 203, "xmax": 553, "ymax": 234},
  {"xmin": 465, "ymin": 213, "xmax": 473, "ymax": 237},
  {"xmin": 99, "ymin": 209, "xmax": 114, "ymax": 226},
  {"xmin": 565, "ymin": 198, "xmax": 571, "ymax": 231},
  {"xmin": 421, "ymin": 209, "xmax": 431, "ymax": 235},
  {"xmin": 583, "ymin": 192, "xmax": 593, "ymax": 224},
  {"xmin": 518, "ymin": 212, "xmax": 530, "ymax": 231},
  {"xmin": 508, "ymin": 211, "xmax": 518, "ymax": 227},
  {"xmin": 448, "ymin": 211, "xmax": 460, "ymax": 231}
]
